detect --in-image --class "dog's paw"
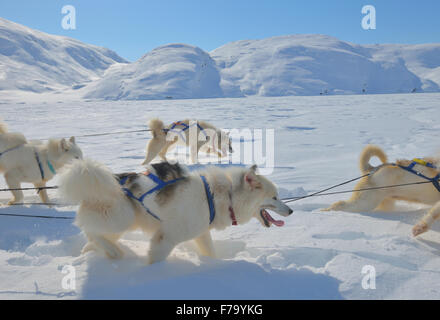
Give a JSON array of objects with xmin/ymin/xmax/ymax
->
[
  {"xmin": 412, "ymin": 222, "xmax": 429, "ymax": 237},
  {"xmin": 7, "ymin": 199, "xmax": 17, "ymax": 205}
]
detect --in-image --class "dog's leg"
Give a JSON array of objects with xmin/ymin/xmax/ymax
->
[
  {"xmin": 194, "ymin": 231, "xmax": 215, "ymax": 258},
  {"xmin": 81, "ymin": 241, "xmax": 96, "ymax": 254},
  {"xmin": 413, "ymin": 201, "xmax": 440, "ymax": 237},
  {"xmin": 322, "ymin": 190, "xmax": 387, "ymax": 213},
  {"xmin": 376, "ymin": 198, "xmax": 396, "ymax": 212},
  {"xmin": 88, "ymin": 234, "xmax": 123, "ymax": 259},
  {"xmin": 147, "ymin": 229, "xmax": 176, "ymax": 264},
  {"xmin": 142, "ymin": 138, "xmax": 167, "ymax": 165},
  {"xmin": 4, "ymin": 171, "xmax": 24, "ymax": 205},
  {"xmin": 158, "ymin": 141, "xmax": 176, "ymax": 161},
  {"xmin": 34, "ymin": 181, "xmax": 51, "ymax": 206}
]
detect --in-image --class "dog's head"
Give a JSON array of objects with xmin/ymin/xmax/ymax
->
[
  {"xmin": 53, "ymin": 136, "xmax": 83, "ymax": 163},
  {"xmin": 242, "ymin": 165, "xmax": 293, "ymax": 228}
]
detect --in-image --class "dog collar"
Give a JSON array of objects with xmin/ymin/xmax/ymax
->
[{"xmin": 229, "ymin": 206, "xmax": 237, "ymax": 226}]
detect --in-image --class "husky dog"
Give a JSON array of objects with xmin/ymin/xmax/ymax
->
[
  {"xmin": 323, "ymin": 145, "xmax": 440, "ymax": 236},
  {"xmin": 142, "ymin": 119, "xmax": 233, "ymax": 165},
  {"xmin": 0, "ymin": 121, "xmax": 83, "ymax": 205},
  {"xmin": 58, "ymin": 160, "xmax": 292, "ymax": 263}
]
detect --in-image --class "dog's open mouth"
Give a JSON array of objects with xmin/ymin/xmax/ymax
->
[{"xmin": 260, "ymin": 209, "xmax": 284, "ymax": 227}]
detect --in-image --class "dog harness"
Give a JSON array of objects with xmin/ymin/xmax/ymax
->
[
  {"xmin": 33, "ymin": 150, "xmax": 56, "ymax": 181},
  {"xmin": 397, "ymin": 158, "xmax": 440, "ymax": 192},
  {"xmin": 163, "ymin": 121, "xmax": 208, "ymax": 142},
  {"xmin": 0, "ymin": 145, "xmax": 22, "ymax": 157},
  {"xmin": 200, "ymin": 175, "xmax": 238, "ymax": 226},
  {"xmin": 119, "ymin": 171, "xmax": 184, "ymax": 221},
  {"xmin": 200, "ymin": 175, "xmax": 216, "ymax": 224}
]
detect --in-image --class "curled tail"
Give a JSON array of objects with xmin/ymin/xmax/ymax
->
[
  {"xmin": 58, "ymin": 159, "xmax": 125, "ymax": 205},
  {"xmin": 149, "ymin": 118, "xmax": 166, "ymax": 140},
  {"xmin": 359, "ymin": 145, "xmax": 388, "ymax": 174},
  {"xmin": 142, "ymin": 119, "xmax": 167, "ymax": 165}
]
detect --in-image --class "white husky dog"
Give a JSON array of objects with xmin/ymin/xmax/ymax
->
[
  {"xmin": 324, "ymin": 145, "xmax": 440, "ymax": 237},
  {"xmin": 142, "ymin": 119, "xmax": 233, "ymax": 165},
  {"xmin": 58, "ymin": 160, "xmax": 292, "ymax": 263},
  {"xmin": 0, "ymin": 120, "xmax": 83, "ymax": 204}
]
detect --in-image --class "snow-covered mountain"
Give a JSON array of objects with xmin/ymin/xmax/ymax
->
[
  {"xmin": 1, "ymin": 18, "xmax": 440, "ymax": 99},
  {"xmin": 0, "ymin": 18, "xmax": 126, "ymax": 93},
  {"xmin": 211, "ymin": 35, "xmax": 440, "ymax": 96},
  {"xmin": 83, "ymin": 34, "xmax": 440, "ymax": 99},
  {"xmin": 83, "ymin": 44, "xmax": 223, "ymax": 100}
]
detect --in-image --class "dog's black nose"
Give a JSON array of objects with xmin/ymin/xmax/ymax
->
[{"xmin": 289, "ymin": 209, "xmax": 293, "ymax": 215}]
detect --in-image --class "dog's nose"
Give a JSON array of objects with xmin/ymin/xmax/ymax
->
[{"xmin": 288, "ymin": 209, "xmax": 293, "ymax": 215}]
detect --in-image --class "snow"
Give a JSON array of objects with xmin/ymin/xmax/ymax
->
[
  {"xmin": 1, "ymin": 18, "xmax": 440, "ymax": 100},
  {"xmin": 1, "ymin": 93, "xmax": 440, "ymax": 299}
]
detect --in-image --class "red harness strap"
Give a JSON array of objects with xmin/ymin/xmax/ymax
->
[
  {"xmin": 229, "ymin": 206, "xmax": 237, "ymax": 226},
  {"xmin": 228, "ymin": 190, "xmax": 237, "ymax": 226}
]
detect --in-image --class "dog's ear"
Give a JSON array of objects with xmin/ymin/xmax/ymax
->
[
  {"xmin": 244, "ymin": 165, "xmax": 261, "ymax": 190},
  {"xmin": 60, "ymin": 138, "xmax": 70, "ymax": 152},
  {"xmin": 69, "ymin": 136, "xmax": 76, "ymax": 144}
]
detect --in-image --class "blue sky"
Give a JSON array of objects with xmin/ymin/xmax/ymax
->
[{"xmin": 1, "ymin": 0, "xmax": 439, "ymax": 61}]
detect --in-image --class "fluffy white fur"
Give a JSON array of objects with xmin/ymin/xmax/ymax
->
[{"xmin": 58, "ymin": 160, "xmax": 292, "ymax": 263}]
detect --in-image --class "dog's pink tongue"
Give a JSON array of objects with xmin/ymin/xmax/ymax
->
[{"xmin": 265, "ymin": 211, "xmax": 285, "ymax": 227}]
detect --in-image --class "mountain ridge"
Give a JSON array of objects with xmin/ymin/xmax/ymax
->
[{"xmin": 0, "ymin": 17, "xmax": 439, "ymax": 99}]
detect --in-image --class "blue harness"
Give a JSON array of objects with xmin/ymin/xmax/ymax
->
[
  {"xmin": 33, "ymin": 151, "xmax": 56, "ymax": 180},
  {"xmin": 0, "ymin": 145, "xmax": 22, "ymax": 157},
  {"xmin": 397, "ymin": 159, "xmax": 440, "ymax": 192},
  {"xmin": 119, "ymin": 171, "xmax": 183, "ymax": 221},
  {"xmin": 200, "ymin": 175, "xmax": 216, "ymax": 225},
  {"xmin": 163, "ymin": 121, "xmax": 208, "ymax": 142},
  {"xmin": 119, "ymin": 171, "xmax": 216, "ymax": 224}
]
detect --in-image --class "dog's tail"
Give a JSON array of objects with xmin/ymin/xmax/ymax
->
[
  {"xmin": 142, "ymin": 118, "xmax": 167, "ymax": 165},
  {"xmin": 149, "ymin": 118, "xmax": 166, "ymax": 139},
  {"xmin": 0, "ymin": 119, "xmax": 8, "ymax": 134},
  {"xmin": 58, "ymin": 159, "xmax": 126, "ymax": 205},
  {"xmin": 359, "ymin": 145, "xmax": 388, "ymax": 174}
]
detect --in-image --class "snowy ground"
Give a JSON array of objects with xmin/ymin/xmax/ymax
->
[{"xmin": 1, "ymin": 93, "xmax": 440, "ymax": 299}]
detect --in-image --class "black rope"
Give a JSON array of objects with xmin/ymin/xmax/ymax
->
[
  {"xmin": 5, "ymin": 202, "xmax": 70, "ymax": 206},
  {"xmin": 38, "ymin": 128, "xmax": 152, "ymax": 140},
  {"xmin": 282, "ymin": 173, "xmax": 369, "ymax": 203},
  {"xmin": 0, "ymin": 213, "xmax": 74, "ymax": 220},
  {"xmin": 283, "ymin": 179, "xmax": 439, "ymax": 204},
  {"xmin": 0, "ymin": 186, "xmax": 58, "ymax": 192}
]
